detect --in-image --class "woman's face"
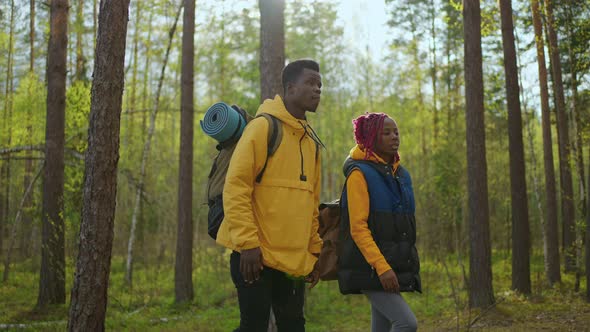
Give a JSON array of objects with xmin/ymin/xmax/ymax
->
[{"xmin": 374, "ymin": 117, "xmax": 399, "ymax": 162}]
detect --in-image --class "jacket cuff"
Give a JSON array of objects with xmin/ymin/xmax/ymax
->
[
  {"xmin": 375, "ymin": 258, "xmax": 392, "ymax": 276},
  {"xmin": 236, "ymin": 239, "xmax": 260, "ymax": 251}
]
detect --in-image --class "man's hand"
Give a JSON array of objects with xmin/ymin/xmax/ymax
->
[
  {"xmin": 379, "ymin": 269, "xmax": 400, "ymax": 293},
  {"xmin": 305, "ymin": 262, "xmax": 320, "ymax": 289},
  {"xmin": 240, "ymin": 247, "xmax": 263, "ymax": 283}
]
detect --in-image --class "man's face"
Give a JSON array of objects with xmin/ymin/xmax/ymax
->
[{"xmin": 287, "ymin": 68, "xmax": 322, "ymax": 112}]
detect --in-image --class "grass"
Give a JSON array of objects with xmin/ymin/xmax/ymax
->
[{"xmin": 1, "ymin": 248, "xmax": 589, "ymax": 331}]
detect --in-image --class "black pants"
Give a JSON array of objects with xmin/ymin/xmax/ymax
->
[{"xmin": 230, "ymin": 251, "xmax": 305, "ymax": 332}]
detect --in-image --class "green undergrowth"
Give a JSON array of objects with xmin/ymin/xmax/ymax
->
[{"xmin": 1, "ymin": 250, "xmax": 589, "ymax": 331}]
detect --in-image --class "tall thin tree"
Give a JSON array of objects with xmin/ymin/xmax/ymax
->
[
  {"xmin": 38, "ymin": 0, "xmax": 68, "ymax": 307},
  {"xmin": 75, "ymin": 0, "xmax": 87, "ymax": 81},
  {"xmin": 259, "ymin": 0, "xmax": 285, "ymax": 101},
  {"xmin": 174, "ymin": 0, "xmax": 195, "ymax": 303},
  {"xmin": 1, "ymin": 0, "xmax": 16, "ymax": 260},
  {"xmin": 531, "ymin": 0, "xmax": 560, "ymax": 285},
  {"xmin": 68, "ymin": 0, "xmax": 131, "ymax": 329},
  {"xmin": 463, "ymin": 0, "xmax": 495, "ymax": 308},
  {"xmin": 499, "ymin": 0, "xmax": 531, "ymax": 294},
  {"xmin": 125, "ymin": 4, "xmax": 182, "ymax": 287},
  {"xmin": 545, "ymin": 0, "xmax": 576, "ymax": 272},
  {"xmin": 22, "ymin": 0, "xmax": 37, "ymax": 259}
]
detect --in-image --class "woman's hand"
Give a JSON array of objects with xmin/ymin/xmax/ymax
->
[{"xmin": 379, "ymin": 269, "xmax": 400, "ymax": 293}]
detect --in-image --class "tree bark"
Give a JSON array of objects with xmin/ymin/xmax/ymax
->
[
  {"xmin": 67, "ymin": 0, "xmax": 131, "ymax": 330},
  {"xmin": 37, "ymin": 0, "xmax": 68, "ymax": 307},
  {"xmin": 174, "ymin": 0, "xmax": 195, "ymax": 303},
  {"xmin": 125, "ymin": 4, "xmax": 182, "ymax": 288},
  {"xmin": 259, "ymin": 0, "xmax": 285, "ymax": 102},
  {"xmin": 499, "ymin": 0, "xmax": 531, "ymax": 294},
  {"xmin": 531, "ymin": 0, "xmax": 561, "ymax": 285},
  {"xmin": 545, "ymin": 0, "xmax": 576, "ymax": 273},
  {"xmin": 463, "ymin": 0, "xmax": 495, "ymax": 308},
  {"xmin": 586, "ymin": 146, "xmax": 590, "ymax": 302}
]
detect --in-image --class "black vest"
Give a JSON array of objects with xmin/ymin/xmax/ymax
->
[{"xmin": 337, "ymin": 159, "xmax": 421, "ymax": 294}]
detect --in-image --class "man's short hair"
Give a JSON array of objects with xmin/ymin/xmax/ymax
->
[{"xmin": 282, "ymin": 59, "xmax": 320, "ymax": 92}]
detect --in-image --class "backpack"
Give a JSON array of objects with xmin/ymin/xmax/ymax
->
[
  {"xmin": 206, "ymin": 108, "xmax": 283, "ymax": 240},
  {"xmin": 317, "ymin": 199, "xmax": 341, "ymax": 281}
]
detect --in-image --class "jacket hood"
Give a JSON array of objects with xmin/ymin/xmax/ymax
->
[{"xmin": 256, "ymin": 95, "xmax": 308, "ymax": 131}]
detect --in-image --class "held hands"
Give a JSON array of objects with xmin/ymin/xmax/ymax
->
[
  {"xmin": 379, "ymin": 269, "xmax": 400, "ymax": 293},
  {"xmin": 240, "ymin": 247, "xmax": 263, "ymax": 283}
]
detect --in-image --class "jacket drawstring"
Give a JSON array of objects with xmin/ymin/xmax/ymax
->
[{"xmin": 296, "ymin": 121, "xmax": 325, "ymax": 182}]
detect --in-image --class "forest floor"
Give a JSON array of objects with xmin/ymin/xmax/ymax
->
[{"xmin": 1, "ymin": 250, "xmax": 589, "ymax": 331}]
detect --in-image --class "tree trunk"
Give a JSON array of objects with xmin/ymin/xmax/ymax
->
[
  {"xmin": 38, "ymin": 0, "xmax": 68, "ymax": 307},
  {"xmin": 463, "ymin": 0, "xmax": 495, "ymax": 308},
  {"xmin": 75, "ymin": 0, "xmax": 86, "ymax": 81},
  {"xmin": 93, "ymin": 0, "xmax": 97, "ymax": 51},
  {"xmin": 174, "ymin": 0, "xmax": 195, "ymax": 304},
  {"xmin": 429, "ymin": 0, "xmax": 438, "ymax": 143},
  {"xmin": 68, "ymin": 1, "xmax": 131, "ymax": 329},
  {"xmin": 125, "ymin": 4, "xmax": 182, "ymax": 288},
  {"xmin": 564, "ymin": 3, "xmax": 585, "ymax": 225},
  {"xmin": 499, "ymin": 0, "xmax": 531, "ymax": 294},
  {"xmin": 586, "ymin": 146, "xmax": 590, "ymax": 302},
  {"xmin": 1, "ymin": 0, "xmax": 15, "ymax": 261},
  {"xmin": 22, "ymin": 0, "xmax": 37, "ymax": 259},
  {"xmin": 259, "ymin": 0, "xmax": 285, "ymax": 102},
  {"xmin": 30, "ymin": 0, "xmax": 36, "ymax": 72},
  {"xmin": 545, "ymin": 0, "xmax": 576, "ymax": 273},
  {"xmin": 531, "ymin": 0, "xmax": 561, "ymax": 285},
  {"xmin": 125, "ymin": 0, "xmax": 141, "ymax": 148}
]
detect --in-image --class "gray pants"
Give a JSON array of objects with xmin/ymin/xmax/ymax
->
[{"xmin": 362, "ymin": 290, "xmax": 417, "ymax": 332}]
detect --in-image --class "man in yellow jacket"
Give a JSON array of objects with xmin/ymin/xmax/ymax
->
[{"xmin": 216, "ymin": 59, "xmax": 324, "ymax": 332}]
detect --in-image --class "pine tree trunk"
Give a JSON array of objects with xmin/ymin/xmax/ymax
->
[
  {"xmin": 259, "ymin": 0, "xmax": 285, "ymax": 102},
  {"xmin": 499, "ymin": 0, "xmax": 531, "ymax": 294},
  {"xmin": 545, "ymin": 0, "xmax": 576, "ymax": 273},
  {"xmin": 586, "ymin": 146, "xmax": 590, "ymax": 302},
  {"xmin": 38, "ymin": 0, "xmax": 68, "ymax": 307},
  {"xmin": 174, "ymin": 0, "xmax": 195, "ymax": 303},
  {"xmin": 68, "ymin": 1, "xmax": 131, "ymax": 330},
  {"xmin": 531, "ymin": 0, "xmax": 561, "ymax": 285},
  {"xmin": 463, "ymin": 0, "xmax": 495, "ymax": 308},
  {"xmin": 125, "ymin": 4, "xmax": 182, "ymax": 288}
]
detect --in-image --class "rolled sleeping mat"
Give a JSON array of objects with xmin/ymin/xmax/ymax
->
[{"xmin": 200, "ymin": 102, "xmax": 247, "ymax": 144}]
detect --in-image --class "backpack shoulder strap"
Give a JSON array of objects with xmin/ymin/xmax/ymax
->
[{"xmin": 255, "ymin": 113, "xmax": 283, "ymax": 183}]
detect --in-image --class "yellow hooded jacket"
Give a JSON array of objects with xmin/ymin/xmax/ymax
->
[
  {"xmin": 346, "ymin": 145, "xmax": 400, "ymax": 276},
  {"xmin": 216, "ymin": 95, "xmax": 323, "ymax": 277}
]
